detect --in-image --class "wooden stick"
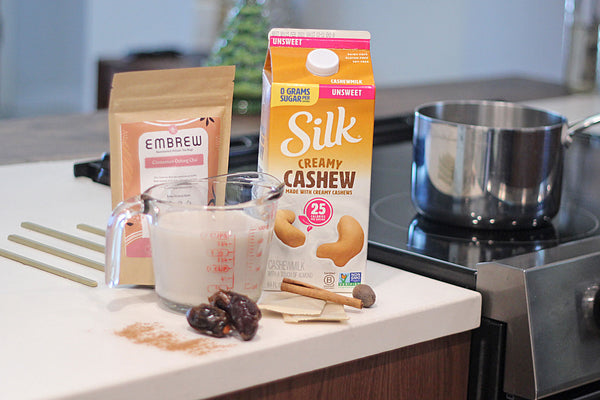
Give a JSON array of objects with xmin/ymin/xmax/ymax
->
[
  {"xmin": 280, "ymin": 278, "xmax": 363, "ymax": 309},
  {"xmin": 8, "ymin": 235, "xmax": 104, "ymax": 272},
  {"xmin": 76, "ymin": 224, "xmax": 106, "ymax": 237},
  {"xmin": 21, "ymin": 222, "xmax": 105, "ymax": 253},
  {"xmin": 0, "ymin": 248, "xmax": 97, "ymax": 287}
]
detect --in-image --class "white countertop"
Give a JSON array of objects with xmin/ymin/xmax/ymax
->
[
  {"xmin": 0, "ymin": 160, "xmax": 481, "ymax": 399},
  {"xmin": 523, "ymin": 93, "xmax": 600, "ymax": 128}
]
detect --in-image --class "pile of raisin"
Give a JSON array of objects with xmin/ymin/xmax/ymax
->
[{"xmin": 186, "ymin": 290, "xmax": 262, "ymax": 341}]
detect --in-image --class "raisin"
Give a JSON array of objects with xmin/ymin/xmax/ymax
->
[
  {"xmin": 186, "ymin": 304, "xmax": 232, "ymax": 338},
  {"xmin": 210, "ymin": 290, "xmax": 262, "ymax": 341}
]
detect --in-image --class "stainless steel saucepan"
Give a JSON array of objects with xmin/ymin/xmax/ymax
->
[{"xmin": 411, "ymin": 100, "xmax": 600, "ymax": 229}]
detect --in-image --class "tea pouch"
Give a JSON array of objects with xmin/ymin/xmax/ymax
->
[{"xmin": 108, "ymin": 66, "xmax": 235, "ymax": 286}]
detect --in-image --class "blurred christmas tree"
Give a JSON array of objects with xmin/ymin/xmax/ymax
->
[{"xmin": 207, "ymin": 0, "xmax": 270, "ymax": 115}]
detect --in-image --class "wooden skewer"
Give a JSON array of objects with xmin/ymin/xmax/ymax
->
[
  {"xmin": 0, "ymin": 248, "xmax": 97, "ymax": 287},
  {"xmin": 21, "ymin": 222, "xmax": 105, "ymax": 253},
  {"xmin": 8, "ymin": 235, "xmax": 104, "ymax": 272},
  {"xmin": 76, "ymin": 224, "xmax": 106, "ymax": 237},
  {"xmin": 280, "ymin": 277, "xmax": 363, "ymax": 309}
]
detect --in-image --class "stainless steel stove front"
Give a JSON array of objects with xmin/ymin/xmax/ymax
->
[{"xmin": 477, "ymin": 236, "xmax": 600, "ymax": 399}]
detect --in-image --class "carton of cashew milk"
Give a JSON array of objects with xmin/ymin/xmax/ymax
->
[{"xmin": 259, "ymin": 28, "xmax": 375, "ymax": 292}]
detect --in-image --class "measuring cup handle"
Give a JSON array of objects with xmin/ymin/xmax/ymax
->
[{"xmin": 105, "ymin": 196, "xmax": 149, "ymax": 287}]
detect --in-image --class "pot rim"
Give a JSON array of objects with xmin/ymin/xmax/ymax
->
[{"xmin": 414, "ymin": 99, "xmax": 567, "ymax": 132}]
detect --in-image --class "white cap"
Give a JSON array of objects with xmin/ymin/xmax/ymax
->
[{"xmin": 306, "ymin": 48, "xmax": 339, "ymax": 77}]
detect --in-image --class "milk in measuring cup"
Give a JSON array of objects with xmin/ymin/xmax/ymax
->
[{"xmin": 150, "ymin": 210, "xmax": 271, "ymax": 307}]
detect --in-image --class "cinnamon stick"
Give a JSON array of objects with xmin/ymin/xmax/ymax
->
[{"xmin": 280, "ymin": 278, "xmax": 363, "ymax": 309}]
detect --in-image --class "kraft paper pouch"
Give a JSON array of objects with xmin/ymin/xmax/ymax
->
[
  {"xmin": 108, "ymin": 66, "xmax": 235, "ymax": 285},
  {"xmin": 259, "ymin": 29, "xmax": 375, "ymax": 292}
]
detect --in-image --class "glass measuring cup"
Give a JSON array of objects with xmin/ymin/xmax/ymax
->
[{"xmin": 105, "ymin": 172, "xmax": 284, "ymax": 312}]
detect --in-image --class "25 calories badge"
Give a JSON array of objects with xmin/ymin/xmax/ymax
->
[{"xmin": 298, "ymin": 197, "xmax": 333, "ymax": 231}]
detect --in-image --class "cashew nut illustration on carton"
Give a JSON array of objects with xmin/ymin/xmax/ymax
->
[
  {"xmin": 274, "ymin": 209, "xmax": 306, "ymax": 248},
  {"xmin": 316, "ymin": 215, "xmax": 364, "ymax": 267}
]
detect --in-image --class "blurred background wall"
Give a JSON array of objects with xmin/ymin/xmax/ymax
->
[{"xmin": 0, "ymin": 0, "xmax": 566, "ymax": 118}]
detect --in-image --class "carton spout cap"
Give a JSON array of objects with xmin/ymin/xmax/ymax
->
[{"xmin": 306, "ymin": 49, "xmax": 339, "ymax": 77}]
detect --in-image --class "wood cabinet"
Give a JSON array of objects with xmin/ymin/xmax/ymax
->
[{"xmin": 210, "ymin": 331, "xmax": 471, "ymax": 400}]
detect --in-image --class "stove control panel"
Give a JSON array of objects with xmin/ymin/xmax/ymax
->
[{"xmin": 477, "ymin": 243, "xmax": 600, "ymax": 399}]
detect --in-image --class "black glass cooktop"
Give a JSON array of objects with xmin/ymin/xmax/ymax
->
[{"xmin": 367, "ymin": 133, "xmax": 600, "ymax": 289}]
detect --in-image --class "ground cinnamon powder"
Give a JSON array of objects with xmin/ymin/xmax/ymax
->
[{"xmin": 115, "ymin": 322, "xmax": 234, "ymax": 356}]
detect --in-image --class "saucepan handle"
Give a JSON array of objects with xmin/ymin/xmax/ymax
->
[{"xmin": 564, "ymin": 113, "xmax": 600, "ymax": 146}]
